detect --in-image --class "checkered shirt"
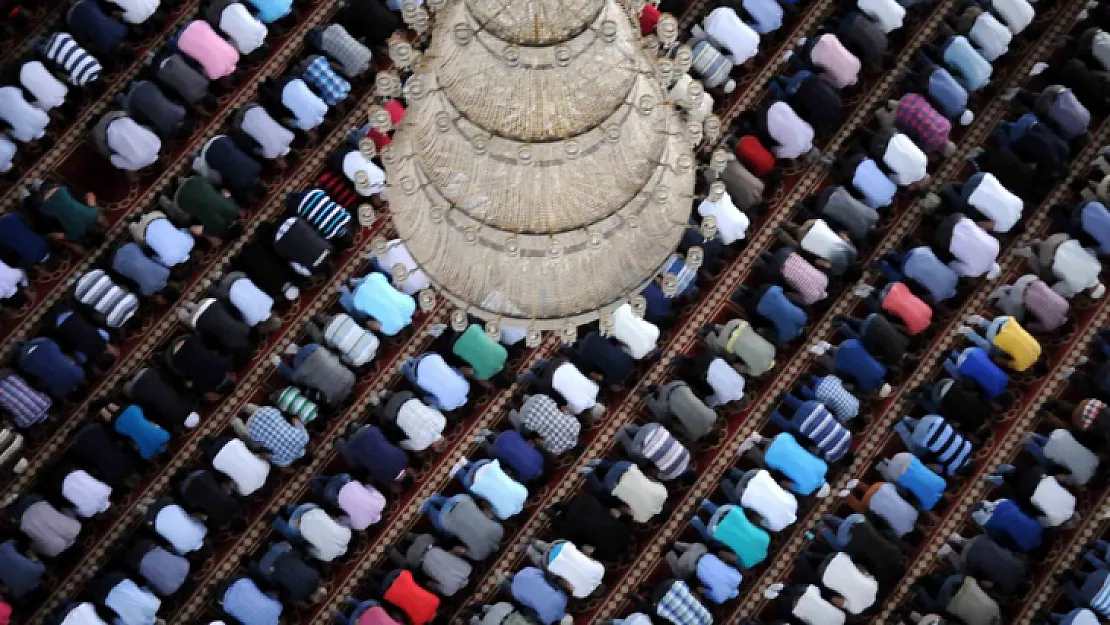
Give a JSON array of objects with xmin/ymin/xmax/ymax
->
[
  {"xmin": 522, "ymin": 394, "xmax": 580, "ymax": 455},
  {"xmin": 895, "ymin": 93, "xmax": 951, "ymax": 154},
  {"xmin": 1023, "ymin": 278, "xmax": 1068, "ymax": 332},
  {"xmin": 781, "ymin": 252, "xmax": 828, "ymax": 305},
  {"xmin": 656, "ymin": 580, "xmax": 712, "ymax": 625},
  {"xmin": 1079, "ymin": 399, "xmax": 1106, "ymax": 431},
  {"xmin": 303, "ymin": 56, "xmax": 350, "ymax": 106},
  {"xmin": 0, "ymin": 373, "xmax": 51, "ymax": 428},
  {"xmin": 247, "ymin": 406, "xmax": 309, "ymax": 466},
  {"xmin": 814, "ymin": 374, "xmax": 859, "ymax": 423}
]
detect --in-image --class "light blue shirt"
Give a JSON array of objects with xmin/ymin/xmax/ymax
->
[
  {"xmin": 852, "ymin": 158, "xmax": 897, "ymax": 208},
  {"xmin": 223, "ymin": 577, "xmax": 283, "ymax": 625},
  {"xmin": 743, "ymin": 0, "xmax": 783, "ymax": 33},
  {"xmin": 942, "ymin": 35, "xmax": 992, "ymax": 91},
  {"xmin": 352, "ymin": 272, "xmax": 416, "ymax": 336},
  {"xmin": 245, "ymin": 0, "xmax": 292, "ymax": 23}
]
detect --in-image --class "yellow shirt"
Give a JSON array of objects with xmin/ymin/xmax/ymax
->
[{"xmin": 993, "ymin": 318, "xmax": 1040, "ymax": 372}]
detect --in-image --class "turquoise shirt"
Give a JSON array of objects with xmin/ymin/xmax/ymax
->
[{"xmin": 353, "ymin": 273, "xmax": 416, "ymax": 336}]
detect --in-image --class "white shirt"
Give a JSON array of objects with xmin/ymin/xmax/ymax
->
[
  {"xmin": 376, "ymin": 239, "xmax": 429, "ymax": 295},
  {"xmin": 766, "ymin": 102, "xmax": 814, "ymax": 159},
  {"xmin": 153, "ymin": 504, "xmax": 208, "ymax": 554},
  {"xmin": 821, "ymin": 553, "xmax": 878, "ymax": 614},
  {"xmin": 704, "ymin": 7, "xmax": 760, "ymax": 65},
  {"xmin": 395, "ymin": 398, "xmax": 446, "ymax": 451},
  {"xmin": 793, "ymin": 585, "xmax": 846, "ymax": 625},
  {"xmin": 228, "ymin": 275, "xmax": 273, "ymax": 326},
  {"xmin": 968, "ymin": 12, "xmax": 1011, "ymax": 61},
  {"xmin": 547, "ymin": 542, "xmax": 605, "ymax": 598},
  {"xmin": 62, "ymin": 470, "xmax": 112, "ymax": 518},
  {"xmin": 0, "ymin": 86, "xmax": 49, "ymax": 143},
  {"xmin": 991, "ymin": 0, "xmax": 1034, "ymax": 34},
  {"xmin": 106, "ymin": 0, "xmax": 160, "ymax": 24},
  {"xmin": 342, "ymin": 150, "xmax": 386, "ymax": 196},
  {"xmin": 212, "ymin": 437, "xmax": 271, "ymax": 495},
  {"xmin": 282, "ymin": 78, "xmax": 328, "ymax": 130},
  {"xmin": 857, "ymin": 0, "xmax": 904, "ymax": 33},
  {"xmin": 669, "ymin": 74, "xmax": 714, "ymax": 122},
  {"xmin": 800, "ymin": 219, "xmax": 855, "ymax": 262},
  {"xmin": 1051, "ymin": 239, "xmax": 1101, "ymax": 297},
  {"xmin": 414, "ymin": 353, "xmax": 470, "ymax": 411},
  {"xmin": 967, "ymin": 173, "xmax": 1022, "ymax": 233},
  {"xmin": 948, "ymin": 217, "xmax": 1000, "ymax": 278},
  {"xmin": 706, "ymin": 357, "xmax": 745, "ymax": 407},
  {"xmin": 697, "ymin": 191, "xmax": 749, "ymax": 244},
  {"xmin": 552, "ymin": 362, "xmax": 599, "ymax": 415},
  {"xmin": 612, "ymin": 303, "xmax": 659, "ymax": 360},
  {"xmin": 882, "ymin": 133, "xmax": 927, "ymax": 185},
  {"xmin": 60, "ymin": 603, "xmax": 110, "ymax": 625},
  {"xmin": 299, "ymin": 508, "xmax": 351, "ymax": 562},
  {"xmin": 20, "ymin": 61, "xmax": 68, "ymax": 111},
  {"xmin": 1029, "ymin": 475, "xmax": 1075, "ymax": 526},
  {"xmin": 740, "ymin": 469, "xmax": 797, "ymax": 531},
  {"xmin": 241, "ymin": 105, "xmax": 293, "ymax": 159},
  {"xmin": 0, "ymin": 135, "xmax": 14, "ymax": 173},
  {"xmin": 219, "ymin": 3, "xmax": 267, "ymax": 54},
  {"xmin": 107, "ymin": 117, "xmax": 161, "ymax": 171},
  {"xmin": 0, "ymin": 260, "xmax": 27, "ymax": 299}
]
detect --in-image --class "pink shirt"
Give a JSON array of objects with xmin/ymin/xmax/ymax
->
[
  {"xmin": 812, "ymin": 34, "xmax": 861, "ymax": 89},
  {"xmin": 179, "ymin": 21, "xmax": 239, "ymax": 80},
  {"xmin": 338, "ymin": 480, "xmax": 385, "ymax": 530},
  {"xmin": 359, "ymin": 606, "xmax": 401, "ymax": 625}
]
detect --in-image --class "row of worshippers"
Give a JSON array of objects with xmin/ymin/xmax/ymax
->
[
  {"xmin": 892, "ymin": 328, "xmax": 1110, "ymax": 625},
  {"xmin": 0, "ymin": 2, "xmax": 408, "ymax": 623},
  {"xmin": 754, "ymin": 70, "xmax": 1110, "ymax": 625},
  {"xmin": 594, "ymin": 0, "xmax": 1087, "ymax": 621},
  {"xmin": 0, "ymin": 92, "xmax": 397, "ymax": 448},
  {"xmin": 756, "ymin": 134, "xmax": 1110, "ymax": 624},
  {"xmin": 207, "ymin": 283, "xmax": 678, "ymax": 622},
  {"xmin": 0, "ymin": 0, "xmax": 304, "ymax": 173},
  {"xmin": 85, "ymin": 7, "xmax": 384, "ymax": 176},
  {"xmin": 0, "ymin": 189, "xmax": 380, "ymax": 620}
]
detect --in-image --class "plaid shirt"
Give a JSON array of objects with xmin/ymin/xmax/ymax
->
[
  {"xmin": 246, "ymin": 406, "xmax": 309, "ymax": 466},
  {"xmin": 520, "ymin": 394, "xmax": 580, "ymax": 454},
  {"xmin": 1078, "ymin": 399, "xmax": 1106, "ymax": 431},
  {"xmin": 781, "ymin": 253, "xmax": 828, "ymax": 305},
  {"xmin": 1023, "ymin": 278, "xmax": 1068, "ymax": 332},
  {"xmin": 302, "ymin": 56, "xmax": 350, "ymax": 106},
  {"xmin": 656, "ymin": 580, "xmax": 712, "ymax": 625},
  {"xmin": 813, "ymin": 374, "xmax": 859, "ymax": 423},
  {"xmin": 895, "ymin": 93, "xmax": 950, "ymax": 154},
  {"xmin": 0, "ymin": 372, "xmax": 51, "ymax": 428}
]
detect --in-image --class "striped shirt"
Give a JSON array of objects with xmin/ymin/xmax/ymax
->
[
  {"xmin": 782, "ymin": 252, "xmax": 828, "ymax": 305},
  {"xmin": 640, "ymin": 425, "xmax": 691, "ymax": 481},
  {"xmin": 797, "ymin": 402, "xmax": 851, "ymax": 462},
  {"xmin": 323, "ymin": 313, "xmax": 378, "ymax": 367},
  {"xmin": 902, "ymin": 415, "xmax": 972, "ymax": 476},
  {"xmin": 316, "ymin": 24, "xmax": 372, "ymax": 77},
  {"xmin": 0, "ymin": 373, "xmax": 51, "ymax": 428},
  {"xmin": 275, "ymin": 386, "xmax": 319, "ymax": 424},
  {"xmin": 1089, "ymin": 571, "xmax": 1110, "ymax": 617},
  {"xmin": 42, "ymin": 32, "xmax": 102, "ymax": 86},
  {"xmin": 75, "ymin": 269, "xmax": 139, "ymax": 328},
  {"xmin": 315, "ymin": 171, "xmax": 358, "ymax": 207},
  {"xmin": 295, "ymin": 189, "xmax": 350, "ymax": 240}
]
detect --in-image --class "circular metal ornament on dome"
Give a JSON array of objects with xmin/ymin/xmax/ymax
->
[{"xmin": 384, "ymin": 0, "xmax": 696, "ymax": 332}]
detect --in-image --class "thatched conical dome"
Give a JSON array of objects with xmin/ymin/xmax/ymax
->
[{"xmin": 384, "ymin": 0, "xmax": 695, "ymax": 331}]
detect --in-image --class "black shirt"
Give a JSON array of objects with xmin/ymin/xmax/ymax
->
[
  {"xmin": 71, "ymin": 423, "xmax": 135, "ymax": 488},
  {"xmin": 548, "ymin": 494, "xmax": 632, "ymax": 562},
  {"xmin": 178, "ymin": 469, "xmax": 241, "ymax": 527},
  {"xmin": 571, "ymin": 332, "xmax": 634, "ymax": 388}
]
